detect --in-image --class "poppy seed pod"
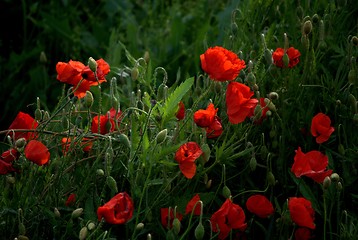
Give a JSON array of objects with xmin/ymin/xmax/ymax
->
[
  {"xmin": 88, "ymin": 57, "xmax": 97, "ymax": 73},
  {"xmin": 302, "ymin": 20, "xmax": 313, "ymax": 35}
]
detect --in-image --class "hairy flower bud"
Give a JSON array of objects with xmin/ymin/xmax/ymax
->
[
  {"xmin": 84, "ymin": 91, "xmax": 94, "ymax": 108},
  {"xmin": 323, "ymin": 176, "xmax": 331, "ymax": 189},
  {"xmin": 71, "ymin": 208, "xmax": 83, "ymax": 219},
  {"xmin": 54, "ymin": 208, "xmax": 61, "ymax": 218},
  {"xmin": 79, "ymin": 226, "xmax": 88, "ymax": 240},
  {"xmin": 40, "ymin": 51, "xmax": 47, "ymax": 64},
  {"xmin": 15, "ymin": 138, "xmax": 27, "ymax": 149},
  {"xmin": 249, "ymin": 157, "xmax": 257, "ymax": 171},
  {"xmin": 267, "ymin": 171, "xmax": 276, "ymax": 186},
  {"xmin": 156, "ymin": 129, "xmax": 167, "ymax": 144},
  {"xmin": 131, "ymin": 67, "xmax": 139, "ymax": 81},
  {"xmin": 330, "ymin": 173, "xmax": 340, "ymax": 182},
  {"xmin": 119, "ymin": 133, "xmax": 131, "ymax": 149},
  {"xmin": 302, "ymin": 20, "xmax": 313, "ymax": 35},
  {"xmin": 194, "ymin": 222, "xmax": 205, "ymax": 240},
  {"xmin": 96, "ymin": 169, "xmax": 105, "ymax": 176},
  {"xmin": 87, "ymin": 222, "xmax": 96, "ymax": 231},
  {"xmin": 106, "ymin": 176, "xmax": 118, "ymax": 193},
  {"xmin": 136, "ymin": 223, "xmax": 144, "ymax": 231},
  {"xmin": 88, "ymin": 57, "xmax": 97, "ymax": 73},
  {"xmin": 222, "ymin": 185, "xmax": 231, "ymax": 198},
  {"xmin": 35, "ymin": 109, "xmax": 42, "ymax": 121},
  {"xmin": 172, "ymin": 218, "xmax": 181, "ymax": 235},
  {"xmin": 352, "ymin": 36, "xmax": 358, "ymax": 46}
]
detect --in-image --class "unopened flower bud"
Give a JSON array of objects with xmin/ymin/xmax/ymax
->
[
  {"xmin": 352, "ymin": 36, "xmax": 358, "ymax": 46},
  {"xmin": 87, "ymin": 222, "xmax": 96, "ymax": 231},
  {"xmin": 18, "ymin": 222, "xmax": 26, "ymax": 235},
  {"xmin": 264, "ymin": 48, "xmax": 273, "ymax": 65},
  {"xmin": 323, "ymin": 176, "xmax": 331, "ymax": 189},
  {"xmin": 347, "ymin": 94, "xmax": 357, "ymax": 113},
  {"xmin": 246, "ymin": 72, "xmax": 256, "ymax": 87},
  {"xmin": 119, "ymin": 133, "xmax": 131, "ymax": 149},
  {"xmin": 268, "ymin": 92, "xmax": 279, "ymax": 100},
  {"xmin": 172, "ymin": 218, "xmax": 181, "ymax": 235},
  {"xmin": 71, "ymin": 208, "xmax": 83, "ymax": 219},
  {"xmin": 337, "ymin": 182, "xmax": 343, "ymax": 191},
  {"xmin": 201, "ymin": 144, "xmax": 211, "ymax": 163},
  {"xmin": 264, "ymin": 98, "xmax": 277, "ymax": 112},
  {"xmin": 88, "ymin": 57, "xmax": 97, "ymax": 73},
  {"xmin": 338, "ymin": 144, "xmax": 345, "ymax": 155},
  {"xmin": 136, "ymin": 223, "xmax": 144, "ymax": 231},
  {"xmin": 249, "ymin": 157, "xmax": 257, "ymax": 171},
  {"xmin": 206, "ymin": 179, "xmax": 212, "ymax": 189},
  {"xmin": 17, "ymin": 235, "xmax": 29, "ymax": 240},
  {"xmin": 222, "ymin": 185, "xmax": 231, "ymax": 198},
  {"xmin": 253, "ymin": 105, "xmax": 262, "ymax": 121},
  {"xmin": 348, "ymin": 69, "xmax": 357, "ymax": 85},
  {"xmin": 15, "ymin": 138, "xmax": 27, "ymax": 149},
  {"xmin": 84, "ymin": 91, "xmax": 94, "ymax": 108},
  {"xmin": 43, "ymin": 111, "xmax": 50, "ymax": 121},
  {"xmin": 312, "ymin": 14, "xmax": 319, "ymax": 24},
  {"xmin": 54, "ymin": 208, "xmax": 61, "ymax": 218},
  {"xmin": 302, "ymin": 20, "xmax": 313, "ymax": 35},
  {"xmin": 157, "ymin": 83, "xmax": 168, "ymax": 101},
  {"xmin": 143, "ymin": 51, "xmax": 150, "ymax": 64},
  {"xmin": 79, "ymin": 226, "xmax": 88, "ymax": 240},
  {"xmin": 267, "ymin": 171, "xmax": 276, "ymax": 186},
  {"xmin": 131, "ymin": 67, "xmax": 139, "ymax": 81},
  {"xmin": 35, "ymin": 109, "xmax": 42, "ymax": 121},
  {"xmin": 296, "ymin": 6, "xmax": 304, "ymax": 19},
  {"xmin": 40, "ymin": 51, "xmax": 47, "ymax": 64},
  {"xmin": 96, "ymin": 169, "xmax": 105, "ymax": 176},
  {"xmin": 156, "ymin": 129, "xmax": 167, "ymax": 144},
  {"xmin": 194, "ymin": 222, "xmax": 205, "ymax": 240},
  {"xmin": 330, "ymin": 173, "xmax": 340, "ymax": 182},
  {"xmin": 282, "ymin": 53, "xmax": 290, "ymax": 68},
  {"xmin": 106, "ymin": 176, "xmax": 118, "ymax": 193},
  {"xmin": 6, "ymin": 175, "xmax": 16, "ymax": 184}
]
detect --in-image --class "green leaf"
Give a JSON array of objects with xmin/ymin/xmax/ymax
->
[{"xmin": 161, "ymin": 77, "xmax": 194, "ymax": 124}]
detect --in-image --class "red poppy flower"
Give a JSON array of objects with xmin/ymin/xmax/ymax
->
[
  {"xmin": 174, "ymin": 142, "xmax": 203, "ymax": 179},
  {"xmin": 24, "ymin": 140, "xmax": 50, "ymax": 166},
  {"xmin": 272, "ymin": 47, "xmax": 301, "ymax": 68},
  {"xmin": 56, "ymin": 58, "xmax": 110, "ymax": 99},
  {"xmin": 8, "ymin": 112, "xmax": 38, "ymax": 140},
  {"xmin": 210, "ymin": 198, "xmax": 247, "ymax": 240},
  {"xmin": 97, "ymin": 192, "xmax": 134, "ymax": 224},
  {"xmin": 176, "ymin": 101, "xmax": 185, "ymax": 120},
  {"xmin": 246, "ymin": 194, "xmax": 274, "ymax": 218},
  {"xmin": 291, "ymin": 147, "xmax": 332, "ymax": 183},
  {"xmin": 185, "ymin": 194, "xmax": 201, "ymax": 216},
  {"xmin": 200, "ymin": 46, "xmax": 246, "ymax": 81},
  {"xmin": 61, "ymin": 137, "xmax": 93, "ymax": 154},
  {"xmin": 295, "ymin": 227, "xmax": 312, "ymax": 240},
  {"xmin": 310, "ymin": 113, "xmax": 335, "ymax": 144},
  {"xmin": 288, "ymin": 197, "xmax": 315, "ymax": 229},
  {"xmin": 226, "ymin": 82, "xmax": 258, "ymax": 124},
  {"xmin": 91, "ymin": 108, "xmax": 121, "ymax": 134},
  {"xmin": 65, "ymin": 193, "xmax": 76, "ymax": 206},
  {"xmin": 0, "ymin": 159, "xmax": 17, "ymax": 175},
  {"xmin": 206, "ymin": 116, "xmax": 223, "ymax": 139},
  {"xmin": 194, "ymin": 103, "xmax": 218, "ymax": 128},
  {"xmin": 1, "ymin": 148, "xmax": 19, "ymax": 163},
  {"xmin": 160, "ymin": 208, "xmax": 183, "ymax": 228}
]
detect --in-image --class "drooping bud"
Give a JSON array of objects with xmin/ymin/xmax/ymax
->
[
  {"xmin": 206, "ymin": 179, "xmax": 212, "ymax": 189},
  {"xmin": 96, "ymin": 169, "xmax": 105, "ymax": 176},
  {"xmin": 352, "ymin": 36, "xmax": 358, "ymax": 46},
  {"xmin": 43, "ymin": 111, "xmax": 50, "ymax": 121},
  {"xmin": 264, "ymin": 98, "xmax": 277, "ymax": 112},
  {"xmin": 348, "ymin": 94, "xmax": 357, "ymax": 113},
  {"xmin": 156, "ymin": 129, "xmax": 167, "ymax": 144},
  {"xmin": 330, "ymin": 173, "xmax": 340, "ymax": 182},
  {"xmin": 338, "ymin": 144, "xmax": 345, "ymax": 155},
  {"xmin": 194, "ymin": 222, "xmax": 205, "ymax": 240},
  {"xmin": 337, "ymin": 182, "xmax": 343, "ymax": 191},
  {"xmin": 249, "ymin": 157, "xmax": 257, "ymax": 171},
  {"xmin": 87, "ymin": 222, "xmax": 96, "ymax": 231},
  {"xmin": 268, "ymin": 92, "xmax": 279, "ymax": 100},
  {"xmin": 35, "ymin": 109, "xmax": 42, "ymax": 121},
  {"xmin": 143, "ymin": 51, "xmax": 150, "ymax": 64},
  {"xmin": 172, "ymin": 217, "xmax": 181, "ymax": 235},
  {"xmin": 131, "ymin": 67, "xmax": 139, "ymax": 81},
  {"xmin": 106, "ymin": 176, "xmax": 118, "ymax": 193},
  {"xmin": 264, "ymin": 48, "xmax": 273, "ymax": 65},
  {"xmin": 157, "ymin": 83, "xmax": 168, "ymax": 101},
  {"xmin": 18, "ymin": 222, "xmax": 26, "ymax": 235},
  {"xmin": 79, "ymin": 226, "xmax": 88, "ymax": 240},
  {"xmin": 40, "ymin": 51, "xmax": 47, "ymax": 64},
  {"xmin": 348, "ymin": 69, "xmax": 357, "ymax": 85},
  {"xmin": 88, "ymin": 57, "xmax": 97, "ymax": 73},
  {"xmin": 302, "ymin": 20, "xmax": 313, "ymax": 35},
  {"xmin": 84, "ymin": 91, "xmax": 94, "ymax": 108},
  {"xmin": 71, "ymin": 208, "xmax": 84, "ymax": 219},
  {"xmin": 267, "ymin": 171, "xmax": 276, "ymax": 186},
  {"xmin": 15, "ymin": 138, "xmax": 27, "ymax": 149},
  {"xmin": 222, "ymin": 185, "xmax": 231, "ymax": 198},
  {"xmin": 282, "ymin": 53, "xmax": 290, "ymax": 68},
  {"xmin": 323, "ymin": 176, "xmax": 331, "ymax": 189},
  {"xmin": 54, "ymin": 208, "xmax": 61, "ymax": 218},
  {"xmin": 6, "ymin": 175, "xmax": 16, "ymax": 184},
  {"xmin": 119, "ymin": 133, "xmax": 131, "ymax": 149},
  {"xmin": 136, "ymin": 223, "xmax": 145, "ymax": 231},
  {"xmin": 253, "ymin": 105, "xmax": 262, "ymax": 121}
]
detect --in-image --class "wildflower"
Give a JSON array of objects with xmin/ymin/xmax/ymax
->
[
  {"xmin": 176, "ymin": 101, "xmax": 185, "ymax": 120},
  {"xmin": 226, "ymin": 82, "xmax": 258, "ymax": 124},
  {"xmin": 185, "ymin": 194, "xmax": 201, "ymax": 216},
  {"xmin": 288, "ymin": 197, "xmax": 315, "ymax": 229},
  {"xmin": 160, "ymin": 208, "xmax": 183, "ymax": 229},
  {"xmin": 174, "ymin": 142, "xmax": 203, "ymax": 179},
  {"xmin": 249, "ymin": 98, "xmax": 270, "ymax": 124},
  {"xmin": 61, "ymin": 137, "xmax": 93, "ymax": 154},
  {"xmin": 97, "ymin": 192, "xmax": 134, "ymax": 224},
  {"xmin": 210, "ymin": 198, "xmax": 247, "ymax": 240},
  {"xmin": 56, "ymin": 58, "xmax": 110, "ymax": 98},
  {"xmin": 310, "ymin": 113, "xmax": 335, "ymax": 144},
  {"xmin": 0, "ymin": 158, "xmax": 17, "ymax": 175},
  {"xmin": 91, "ymin": 108, "xmax": 121, "ymax": 135},
  {"xmin": 0, "ymin": 149, "xmax": 20, "ymax": 175},
  {"xmin": 194, "ymin": 103, "xmax": 223, "ymax": 138},
  {"xmin": 205, "ymin": 116, "xmax": 223, "ymax": 139},
  {"xmin": 24, "ymin": 140, "xmax": 50, "ymax": 166},
  {"xmin": 291, "ymin": 147, "xmax": 332, "ymax": 183},
  {"xmin": 246, "ymin": 194, "xmax": 274, "ymax": 218},
  {"xmin": 8, "ymin": 112, "xmax": 38, "ymax": 140},
  {"xmin": 200, "ymin": 46, "xmax": 246, "ymax": 81},
  {"xmin": 65, "ymin": 193, "xmax": 76, "ymax": 206},
  {"xmin": 272, "ymin": 47, "xmax": 300, "ymax": 68}
]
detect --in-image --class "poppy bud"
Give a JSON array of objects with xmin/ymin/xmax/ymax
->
[
  {"xmin": 166, "ymin": 230, "xmax": 175, "ymax": 240},
  {"xmin": 268, "ymin": 92, "xmax": 279, "ymax": 100},
  {"xmin": 352, "ymin": 36, "xmax": 358, "ymax": 46},
  {"xmin": 282, "ymin": 53, "xmax": 290, "ymax": 68},
  {"xmin": 253, "ymin": 105, "xmax": 262, "ymax": 121},
  {"xmin": 119, "ymin": 133, "xmax": 131, "ymax": 149},
  {"xmin": 15, "ymin": 138, "xmax": 27, "ymax": 149},
  {"xmin": 136, "ymin": 223, "xmax": 145, "ymax": 231},
  {"xmin": 106, "ymin": 176, "xmax": 118, "ymax": 193},
  {"xmin": 264, "ymin": 98, "xmax": 277, "ymax": 112},
  {"xmin": 330, "ymin": 173, "xmax": 340, "ymax": 182},
  {"xmin": 260, "ymin": 145, "xmax": 268, "ymax": 159},
  {"xmin": 267, "ymin": 171, "xmax": 276, "ymax": 186},
  {"xmin": 323, "ymin": 176, "xmax": 331, "ymax": 189},
  {"xmin": 201, "ymin": 144, "xmax": 211, "ymax": 163},
  {"xmin": 143, "ymin": 51, "xmax": 150, "ymax": 64},
  {"xmin": 302, "ymin": 20, "xmax": 313, "ymax": 35},
  {"xmin": 88, "ymin": 57, "xmax": 97, "ymax": 73},
  {"xmin": 156, "ymin": 129, "xmax": 167, "ymax": 144},
  {"xmin": 131, "ymin": 67, "xmax": 139, "ymax": 81},
  {"xmin": 43, "ymin": 111, "xmax": 50, "ymax": 121},
  {"xmin": 337, "ymin": 182, "xmax": 343, "ymax": 191},
  {"xmin": 40, "ymin": 51, "xmax": 47, "ymax": 64},
  {"xmin": 54, "ymin": 208, "xmax": 61, "ymax": 218},
  {"xmin": 318, "ymin": 40, "xmax": 327, "ymax": 50},
  {"xmin": 96, "ymin": 169, "xmax": 105, "ymax": 176},
  {"xmin": 319, "ymin": 20, "xmax": 325, "ymax": 41},
  {"xmin": 71, "ymin": 208, "xmax": 83, "ymax": 219},
  {"xmin": 338, "ymin": 144, "xmax": 345, "ymax": 155},
  {"xmin": 17, "ymin": 235, "xmax": 29, "ymax": 240},
  {"xmin": 35, "ymin": 109, "xmax": 42, "ymax": 121},
  {"xmin": 157, "ymin": 83, "xmax": 168, "ymax": 101},
  {"xmin": 347, "ymin": 94, "xmax": 357, "ymax": 113},
  {"xmin": 84, "ymin": 91, "xmax": 94, "ymax": 108},
  {"xmin": 206, "ymin": 179, "xmax": 212, "ymax": 189},
  {"xmin": 79, "ymin": 226, "xmax": 88, "ymax": 240},
  {"xmin": 172, "ymin": 218, "xmax": 181, "ymax": 235},
  {"xmin": 6, "ymin": 175, "xmax": 16, "ymax": 184},
  {"xmin": 312, "ymin": 14, "xmax": 319, "ymax": 24},
  {"xmin": 87, "ymin": 222, "xmax": 96, "ymax": 231},
  {"xmin": 301, "ymin": 35, "xmax": 310, "ymax": 49},
  {"xmin": 203, "ymin": 174, "xmax": 208, "ymax": 184},
  {"xmin": 249, "ymin": 157, "xmax": 257, "ymax": 171},
  {"xmin": 348, "ymin": 69, "xmax": 357, "ymax": 85},
  {"xmin": 18, "ymin": 222, "xmax": 26, "ymax": 235},
  {"xmin": 194, "ymin": 222, "xmax": 205, "ymax": 240},
  {"xmin": 222, "ymin": 185, "xmax": 231, "ymax": 198},
  {"xmin": 264, "ymin": 48, "xmax": 273, "ymax": 65}
]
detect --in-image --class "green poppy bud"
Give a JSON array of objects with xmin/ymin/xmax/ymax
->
[
  {"xmin": 267, "ymin": 171, "xmax": 276, "ymax": 186},
  {"xmin": 338, "ymin": 144, "xmax": 345, "ymax": 155},
  {"xmin": 6, "ymin": 175, "xmax": 16, "ymax": 184},
  {"xmin": 172, "ymin": 218, "xmax": 181, "ymax": 235},
  {"xmin": 119, "ymin": 133, "xmax": 131, "ymax": 149},
  {"xmin": 54, "ymin": 208, "xmax": 61, "ymax": 218},
  {"xmin": 15, "ymin": 138, "xmax": 27, "ymax": 149},
  {"xmin": 302, "ymin": 20, "xmax": 312, "ymax": 35},
  {"xmin": 330, "ymin": 173, "xmax": 340, "ymax": 182},
  {"xmin": 156, "ymin": 129, "xmax": 167, "ymax": 144},
  {"xmin": 268, "ymin": 92, "xmax": 279, "ymax": 100},
  {"xmin": 323, "ymin": 176, "xmax": 331, "ymax": 189},
  {"xmin": 84, "ymin": 91, "xmax": 94, "ymax": 108},
  {"xmin": 106, "ymin": 176, "xmax": 118, "ymax": 193},
  {"xmin": 40, "ymin": 51, "xmax": 47, "ymax": 64},
  {"xmin": 348, "ymin": 69, "xmax": 357, "ymax": 85},
  {"xmin": 264, "ymin": 48, "xmax": 273, "ymax": 65},
  {"xmin": 222, "ymin": 185, "xmax": 231, "ymax": 198},
  {"xmin": 249, "ymin": 157, "xmax": 257, "ymax": 171},
  {"xmin": 131, "ymin": 67, "xmax": 139, "ymax": 81},
  {"xmin": 337, "ymin": 182, "xmax": 343, "ymax": 191},
  {"xmin": 71, "ymin": 208, "xmax": 83, "ymax": 219},
  {"xmin": 18, "ymin": 222, "xmax": 26, "ymax": 235},
  {"xmin": 35, "ymin": 109, "xmax": 42, "ymax": 121},
  {"xmin": 79, "ymin": 226, "xmax": 88, "ymax": 240},
  {"xmin": 194, "ymin": 222, "xmax": 205, "ymax": 240},
  {"xmin": 352, "ymin": 36, "xmax": 358, "ymax": 46},
  {"xmin": 136, "ymin": 223, "xmax": 144, "ymax": 231},
  {"xmin": 17, "ymin": 235, "xmax": 29, "ymax": 240},
  {"xmin": 87, "ymin": 222, "xmax": 96, "ymax": 231},
  {"xmin": 96, "ymin": 169, "xmax": 105, "ymax": 176},
  {"xmin": 143, "ymin": 51, "xmax": 150, "ymax": 64},
  {"xmin": 282, "ymin": 53, "xmax": 290, "ymax": 68},
  {"xmin": 88, "ymin": 57, "xmax": 97, "ymax": 73},
  {"xmin": 201, "ymin": 144, "xmax": 211, "ymax": 163},
  {"xmin": 312, "ymin": 14, "xmax": 319, "ymax": 24}
]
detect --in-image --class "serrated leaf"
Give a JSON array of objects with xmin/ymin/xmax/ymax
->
[{"xmin": 162, "ymin": 77, "xmax": 194, "ymax": 123}]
